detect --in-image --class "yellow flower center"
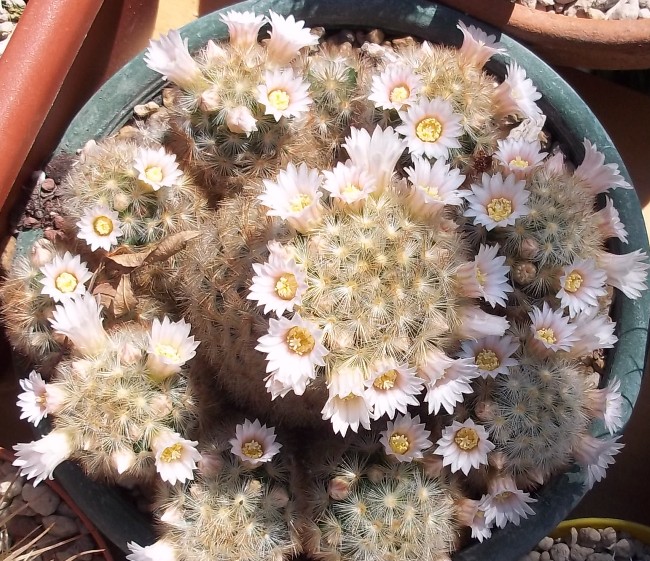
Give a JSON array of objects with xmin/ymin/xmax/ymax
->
[
  {"xmin": 509, "ymin": 156, "xmax": 529, "ymax": 169},
  {"xmin": 35, "ymin": 394, "xmax": 46, "ymax": 405},
  {"xmin": 55, "ymin": 272, "xmax": 78, "ymax": 293},
  {"xmin": 341, "ymin": 183, "xmax": 361, "ymax": 195},
  {"xmin": 418, "ymin": 184, "xmax": 440, "ymax": 199},
  {"xmin": 389, "ymin": 85, "xmax": 410, "ymax": 104},
  {"xmin": 475, "ymin": 349, "xmax": 500, "ymax": 371},
  {"xmin": 268, "ymin": 89, "xmax": 290, "ymax": 111},
  {"xmin": 289, "ymin": 194, "xmax": 312, "ymax": 212},
  {"xmin": 495, "ymin": 491, "xmax": 513, "ymax": 502},
  {"xmin": 145, "ymin": 165, "xmax": 164, "ymax": 183},
  {"xmin": 341, "ymin": 393, "xmax": 357, "ymax": 402},
  {"xmin": 160, "ymin": 443, "xmax": 183, "ymax": 463},
  {"xmin": 454, "ymin": 427, "xmax": 480, "ymax": 451},
  {"xmin": 242, "ymin": 440, "xmax": 264, "ymax": 459},
  {"xmin": 536, "ymin": 328, "xmax": 557, "ymax": 345},
  {"xmin": 286, "ymin": 326, "xmax": 315, "ymax": 355},
  {"xmin": 415, "ymin": 117, "xmax": 442, "ymax": 143},
  {"xmin": 275, "ymin": 274, "xmax": 298, "ymax": 300},
  {"xmin": 155, "ymin": 343, "xmax": 182, "ymax": 362},
  {"xmin": 564, "ymin": 271, "xmax": 583, "ymax": 293},
  {"xmin": 486, "ymin": 197, "xmax": 513, "ymax": 222},
  {"xmin": 389, "ymin": 433, "xmax": 410, "ymax": 455},
  {"xmin": 475, "ymin": 266, "xmax": 486, "ymax": 286},
  {"xmin": 92, "ymin": 216, "xmax": 114, "ymax": 236},
  {"xmin": 373, "ymin": 369, "xmax": 398, "ymax": 390}
]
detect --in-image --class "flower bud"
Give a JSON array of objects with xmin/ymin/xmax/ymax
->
[{"xmin": 226, "ymin": 106, "xmax": 258, "ymax": 136}]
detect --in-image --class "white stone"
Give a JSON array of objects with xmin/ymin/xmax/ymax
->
[
  {"xmin": 607, "ymin": 0, "xmax": 640, "ymax": 19},
  {"xmin": 639, "ymin": 7, "xmax": 650, "ymax": 16},
  {"xmin": 588, "ymin": 8, "xmax": 608, "ymax": 18},
  {"xmin": 521, "ymin": 0, "xmax": 537, "ymax": 8},
  {"xmin": 640, "ymin": 0, "xmax": 649, "ymax": 8},
  {"xmin": 0, "ymin": 474, "xmax": 23, "ymax": 499},
  {"xmin": 538, "ymin": 0, "xmax": 555, "ymax": 6}
]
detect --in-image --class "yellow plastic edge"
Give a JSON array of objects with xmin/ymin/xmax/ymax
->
[{"xmin": 550, "ymin": 518, "xmax": 650, "ymax": 543}]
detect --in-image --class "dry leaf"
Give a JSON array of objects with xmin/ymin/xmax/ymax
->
[
  {"xmin": 92, "ymin": 282, "xmax": 116, "ymax": 309},
  {"xmin": 144, "ymin": 231, "xmax": 201, "ymax": 265},
  {"xmin": 106, "ymin": 249, "xmax": 152, "ymax": 269},
  {"xmin": 112, "ymin": 274, "xmax": 138, "ymax": 317}
]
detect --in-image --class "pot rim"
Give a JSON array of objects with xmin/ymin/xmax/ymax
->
[
  {"xmin": 23, "ymin": 0, "xmax": 650, "ymax": 559},
  {"xmin": 436, "ymin": 0, "xmax": 650, "ymax": 69}
]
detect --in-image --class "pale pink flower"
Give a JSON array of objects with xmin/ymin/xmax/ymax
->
[
  {"xmin": 404, "ymin": 156, "xmax": 465, "ymax": 218},
  {"xmin": 76, "ymin": 204, "xmax": 123, "ymax": 252},
  {"xmin": 482, "ymin": 476, "xmax": 537, "ymax": 528},
  {"xmin": 456, "ymin": 243, "xmax": 513, "ymax": 308},
  {"xmin": 368, "ymin": 64, "xmax": 422, "ymax": 110},
  {"xmin": 494, "ymin": 138, "xmax": 547, "ymax": 179},
  {"xmin": 127, "ymin": 540, "xmax": 177, "ymax": 561},
  {"xmin": 569, "ymin": 311, "xmax": 618, "ymax": 357},
  {"xmin": 529, "ymin": 303, "xmax": 578, "ymax": 353},
  {"xmin": 322, "ymin": 368, "xmax": 371, "ymax": 436},
  {"xmin": 419, "ymin": 350, "xmax": 478, "ymax": 414},
  {"xmin": 49, "ymin": 294, "xmax": 110, "ymax": 357},
  {"xmin": 256, "ymin": 314, "xmax": 328, "ymax": 396},
  {"xmin": 13, "ymin": 430, "xmax": 75, "ymax": 486},
  {"xmin": 17, "ymin": 371, "xmax": 66, "ymax": 426},
  {"xmin": 226, "ymin": 105, "xmax": 258, "ymax": 136},
  {"xmin": 259, "ymin": 162, "xmax": 323, "ymax": 233},
  {"xmin": 456, "ymin": 21, "xmax": 507, "ymax": 68},
  {"xmin": 456, "ymin": 497, "xmax": 493, "ymax": 542},
  {"xmin": 265, "ymin": 11, "xmax": 319, "ymax": 67},
  {"xmin": 596, "ymin": 249, "xmax": 649, "ymax": 300},
  {"xmin": 396, "ymin": 97, "xmax": 463, "ymax": 160},
  {"xmin": 133, "ymin": 146, "xmax": 183, "ymax": 191},
  {"xmin": 572, "ymin": 433, "xmax": 624, "ymax": 490},
  {"xmin": 40, "ymin": 251, "xmax": 92, "ymax": 302},
  {"xmin": 220, "ymin": 11, "xmax": 266, "ymax": 52},
  {"xmin": 144, "ymin": 30, "xmax": 202, "ymax": 90},
  {"xmin": 593, "ymin": 197, "xmax": 628, "ymax": 243},
  {"xmin": 435, "ymin": 419, "xmax": 494, "ymax": 475},
  {"xmin": 230, "ymin": 419, "xmax": 282, "ymax": 466},
  {"xmin": 574, "ymin": 139, "xmax": 631, "ymax": 194},
  {"xmin": 494, "ymin": 62, "xmax": 542, "ymax": 121},
  {"xmin": 463, "ymin": 172, "xmax": 529, "ymax": 230},
  {"xmin": 584, "ymin": 378, "xmax": 624, "ymax": 435},
  {"xmin": 459, "ymin": 335, "xmax": 519, "ymax": 378},
  {"xmin": 342, "ymin": 125, "xmax": 405, "ymax": 193},
  {"xmin": 321, "ymin": 161, "xmax": 376, "ymax": 209},
  {"xmin": 152, "ymin": 431, "xmax": 201, "ymax": 485},
  {"xmin": 257, "ymin": 68, "xmax": 312, "ymax": 121},
  {"xmin": 380, "ymin": 413, "xmax": 432, "ymax": 462},
  {"xmin": 455, "ymin": 306, "xmax": 509, "ymax": 339},
  {"xmin": 146, "ymin": 317, "xmax": 200, "ymax": 380},
  {"xmin": 248, "ymin": 241, "xmax": 307, "ymax": 316},
  {"xmin": 557, "ymin": 258, "xmax": 607, "ymax": 318},
  {"xmin": 364, "ymin": 360, "xmax": 423, "ymax": 420}
]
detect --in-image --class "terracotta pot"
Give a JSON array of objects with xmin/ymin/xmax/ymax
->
[
  {"xmin": 0, "ymin": 0, "xmax": 157, "ymax": 248},
  {"xmin": 0, "ymin": 447, "xmax": 115, "ymax": 561},
  {"xmin": 435, "ymin": 0, "xmax": 650, "ymax": 70}
]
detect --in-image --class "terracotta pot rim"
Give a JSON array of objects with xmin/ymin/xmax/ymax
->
[
  {"xmin": 436, "ymin": 0, "xmax": 650, "ymax": 69},
  {"xmin": 0, "ymin": 447, "xmax": 115, "ymax": 561}
]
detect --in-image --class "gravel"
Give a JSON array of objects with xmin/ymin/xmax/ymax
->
[
  {"xmin": 514, "ymin": 0, "xmax": 649, "ymax": 18},
  {"xmin": 1, "ymin": 458, "xmax": 107, "ymax": 561},
  {"xmin": 521, "ymin": 525, "xmax": 650, "ymax": 561}
]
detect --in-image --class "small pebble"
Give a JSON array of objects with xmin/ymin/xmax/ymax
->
[
  {"xmin": 550, "ymin": 542, "xmax": 571, "ymax": 561},
  {"xmin": 578, "ymin": 527, "xmax": 601, "ymax": 548},
  {"xmin": 42, "ymin": 514, "xmax": 79, "ymax": 538},
  {"xmin": 612, "ymin": 538, "xmax": 632, "ymax": 558},
  {"xmin": 162, "ymin": 87, "xmax": 175, "ymax": 108},
  {"xmin": 541, "ymin": 552, "xmax": 551, "ymax": 561},
  {"xmin": 22, "ymin": 482, "xmax": 61, "ymax": 516},
  {"xmin": 569, "ymin": 544, "xmax": 594, "ymax": 561},
  {"xmin": 40, "ymin": 178, "xmax": 56, "ymax": 193},
  {"xmin": 586, "ymin": 554, "xmax": 615, "ymax": 561},
  {"xmin": 539, "ymin": 537, "xmax": 554, "ymax": 551},
  {"xmin": 599, "ymin": 527, "xmax": 617, "ymax": 547}
]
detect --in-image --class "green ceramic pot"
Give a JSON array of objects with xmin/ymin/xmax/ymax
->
[{"xmin": 28, "ymin": 0, "xmax": 650, "ymax": 558}]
